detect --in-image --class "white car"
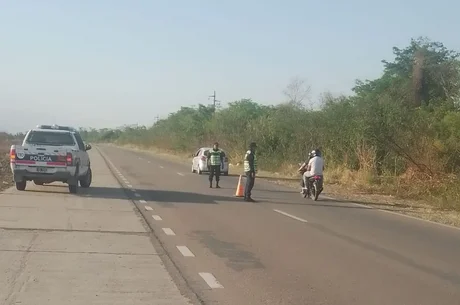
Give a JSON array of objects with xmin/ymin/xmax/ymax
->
[
  {"xmin": 9, "ymin": 124, "xmax": 92, "ymax": 193},
  {"xmin": 191, "ymin": 147, "xmax": 229, "ymax": 176}
]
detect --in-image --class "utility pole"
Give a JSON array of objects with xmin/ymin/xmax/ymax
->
[{"xmin": 208, "ymin": 90, "xmax": 220, "ymax": 113}]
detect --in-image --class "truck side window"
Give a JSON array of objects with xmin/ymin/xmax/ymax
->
[{"xmin": 74, "ymin": 133, "xmax": 85, "ymax": 151}]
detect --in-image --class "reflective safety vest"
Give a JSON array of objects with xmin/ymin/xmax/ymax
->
[
  {"xmin": 244, "ymin": 150, "xmax": 257, "ymax": 172},
  {"xmin": 209, "ymin": 149, "xmax": 222, "ymax": 166}
]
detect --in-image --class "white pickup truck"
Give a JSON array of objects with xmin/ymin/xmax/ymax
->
[{"xmin": 9, "ymin": 125, "xmax": 92, "ymax": 194}]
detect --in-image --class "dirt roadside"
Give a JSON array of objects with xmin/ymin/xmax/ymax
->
[{"xmin": 107, "ymin": 143, "xmax": 460, "ymax": 228}]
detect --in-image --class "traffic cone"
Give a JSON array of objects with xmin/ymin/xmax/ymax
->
[{"xmin": 234, "ymin": 175, "xmax": 244, "ymax": 197}]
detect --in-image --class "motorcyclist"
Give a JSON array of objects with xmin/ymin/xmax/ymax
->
[
  {"xmin": 298, "ymin": 149, "xmax": 324, "ymax": 195},
  {"xmin": 298, "ymin": 151, "xmax": 314, "ymax": 190}
]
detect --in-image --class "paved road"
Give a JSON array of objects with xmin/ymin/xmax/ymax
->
[
  {"xmin": 2, "ymin": 145, "xmax": 460, "ymax": 305},
  {"xmin": 98, "ymin": 145, "xmax": 460, "ymax": 305},
  {"xmin": 0, "ymin": 148, "xmax": 194, "ymax": 305}
]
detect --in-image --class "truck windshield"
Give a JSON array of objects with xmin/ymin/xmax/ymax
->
[{"xmin": 25, "ymin": 131, "xmax": 75, "ymax": 146}]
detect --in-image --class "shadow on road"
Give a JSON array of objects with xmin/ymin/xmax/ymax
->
[
  {"xmin": 23, "ymin": 185, "xmax": 244, "ymax": 204},
  {"xmin": 76, "ymin": 186, "xmax": 244, "ymax": 204}
]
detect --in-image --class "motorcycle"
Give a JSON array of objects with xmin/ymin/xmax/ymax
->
[
  {"xmin": 298, "ymin": 163, "xmax": 324, "ymax": 201},
  {"xmin": 307, "ymin": 175, "xmax": 323, "ymax": 201}
]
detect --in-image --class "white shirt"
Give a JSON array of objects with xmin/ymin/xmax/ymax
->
[{"xmin": 307, "ymin": 156, "xmax": 324, "ymax": 176}]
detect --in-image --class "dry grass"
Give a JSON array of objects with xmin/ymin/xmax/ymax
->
[
  {"xmin": 0, "ymin": 140, "xmax": 13, "ymax": 191},
  {"xmin": 270, "ymin": 165, "xmax": 460, "ymax": 227},
  {"xmin": 110, "ymin": 143, "xmax": 460, "ymax": 228}
]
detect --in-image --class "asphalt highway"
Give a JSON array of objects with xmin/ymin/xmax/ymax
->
[
  {"xmin": 98, "ymin": 145, "xmax": 460, "ymax": 305},
  {"xmin": 1, "ymin": 144, "xmax": 460, "ymax": 305}
]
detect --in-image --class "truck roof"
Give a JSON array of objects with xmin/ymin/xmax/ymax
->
[
  {"xmin": 34, "ymin": 124, "xmax": 78, "ymax": 132},
  {"xmin": 30, "ymin": 129, "xmax": 72, "ymax": 133}
]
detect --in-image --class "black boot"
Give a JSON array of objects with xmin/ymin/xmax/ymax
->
[
  {"xmin": 209, "ymin": 181, "xmax": 213, "ymax": 188},
  {"xmin": 216, "ymin": 181, "xmax": 220, "ymax": 188}
]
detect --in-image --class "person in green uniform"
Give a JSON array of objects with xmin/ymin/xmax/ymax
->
[
  {"xmin": 243, "ymin": 142, "xmax": 257, "ymax": 202},
  {"xmin": 205, "ymin": 142, "xmax": 225, "ymax": 188}
]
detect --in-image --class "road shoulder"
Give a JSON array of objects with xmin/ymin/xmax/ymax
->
[{"xmin": 0, "ymin": 147, "xmax": 195, "ymax": 305}]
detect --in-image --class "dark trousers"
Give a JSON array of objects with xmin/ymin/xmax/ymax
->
[
  {"xmin": 244, "ymin": 171, "xmax": 255, "ymax": 199},
  {"xmin": 209, "ymin": 165, "xmax": 221, "ymax": 183}
]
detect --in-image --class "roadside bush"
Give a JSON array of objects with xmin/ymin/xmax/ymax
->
[{"xmin": 80, "ymin": 37, "xmax": 460, "ymax": 209}]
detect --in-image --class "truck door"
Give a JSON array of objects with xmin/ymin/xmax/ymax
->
[{"xmin": 73, "ymin": 133, "xmax": 88, "ymax": 175}]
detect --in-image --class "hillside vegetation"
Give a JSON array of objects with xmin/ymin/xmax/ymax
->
[{"xmin": 81, "ymin": 37, "xmax": 460, "ymax": 210}]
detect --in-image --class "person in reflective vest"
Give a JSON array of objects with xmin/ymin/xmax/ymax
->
[
  {"xmin": 205, "ymin": 142, "xmax": 225, "ymax": 188},
  {"xmin": 243, "ymin": 142, "xmax": 257, "ymax": 202}
]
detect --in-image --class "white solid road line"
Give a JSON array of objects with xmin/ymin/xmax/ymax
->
[
  {"xmin": 177, "ymin": 246, "xmax": 195, "ymax": 257},
  {"xmin": 152, "ymin": 215, "xmax": 162, "ymax": 221},
  {"xmin": 162, "ymin": 228, "xmax": 176, "ymax": 235},
  {"xmin": 322, "ymin": 195, "xmax": 372, "ymax": 209},
  {"xmin": 144, "ymin": 206, "xmax": 153, "ymax": 211},
  {"xmin": 139, "ymin": 200, "xmax": 147, "ymax": 204},
  {"xmin": 134, "ymin": 193, "xmax": 141, "ymax": 197},
  {"xmin": 177, "ymin": 172, "xmax": 185, "ymax": 176},
  {"xmin": 199, "ymin": 272, "xmax": 224, "ymax": 289},
  {"xmin": 273, "ymin": 209, "xmax": 308, "ymax": 223}
]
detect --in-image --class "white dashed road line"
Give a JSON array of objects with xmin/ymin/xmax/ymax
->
[
  {"xmin": 134, "ymin": 193, "xmax": 141, "ymax": 197},
  {"xmin": 152, "ymin": 215, "xmax": 162, "ymax": 221},
  {"xmin": 177, "ymin": 246, "xmax": 195, "ymax": 257},
  {"xmin": 148, "ymin": 161, "xmax": 151, "ymax": 163},
  {"xmin": 177, "ymin": 172, "xmax": 185, "ymax": 176},
  {"xmin": 159, "ymin": 165, "xmax": 164, "ymax": 169},
  {"xmin": 144, "ymin": 206, "xmax": 153, "ymax": 211},
  {"xmin": 162, "ymin": 228, "xmax": 176, "ymax": 236},
  {"xmin": 273, "ymin": 209, "xmax": 308, "ymax": 223},
  {"xmin": 199, "ymin": 272, "xmax": 224, "ymax": 289},
  {"xmin": 126, "ymin": 184, "xmax": 133, "ymax": 188},
  {"xmin": 139, "ymin": 200, "xmax": 147, "ymax": 204}
]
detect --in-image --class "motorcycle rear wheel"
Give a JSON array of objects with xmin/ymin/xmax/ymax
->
[{"xmin": 312, "ymin": 183, "xmax": 319, "ymax": 201}]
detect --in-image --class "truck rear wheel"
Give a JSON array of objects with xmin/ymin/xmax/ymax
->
[
  {"xmin": 16, "ymin": 181, "xmax": 26, "ymax": 191},
  {"xmin": 79, "ymin": 167, "xmax": 92, "ymax": 188},
  {"xmin": 69, "ymin": 184, "xmax": 78, "ymax": 194},
  {"xmin": 69, "ymin": 166, "xmax": 79, "ymax": 194}
]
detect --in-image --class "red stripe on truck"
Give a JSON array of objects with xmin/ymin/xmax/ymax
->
[
  {"xmin": 13, "ymin": 160, "xmax": 36, "ymax": 164},
  {"xmin": 47, "ymin": 162, "xmax": 66, "ymax": 166}
]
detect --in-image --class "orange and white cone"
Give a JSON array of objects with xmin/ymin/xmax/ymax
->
[{"xmin": 234, "ymin": 175, "xmax": 244, "ymax": 197}]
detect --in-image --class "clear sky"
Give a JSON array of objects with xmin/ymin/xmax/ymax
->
[{"xmin": 0, "ymin": 0, "xmax": 458, "ymax": 133}]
